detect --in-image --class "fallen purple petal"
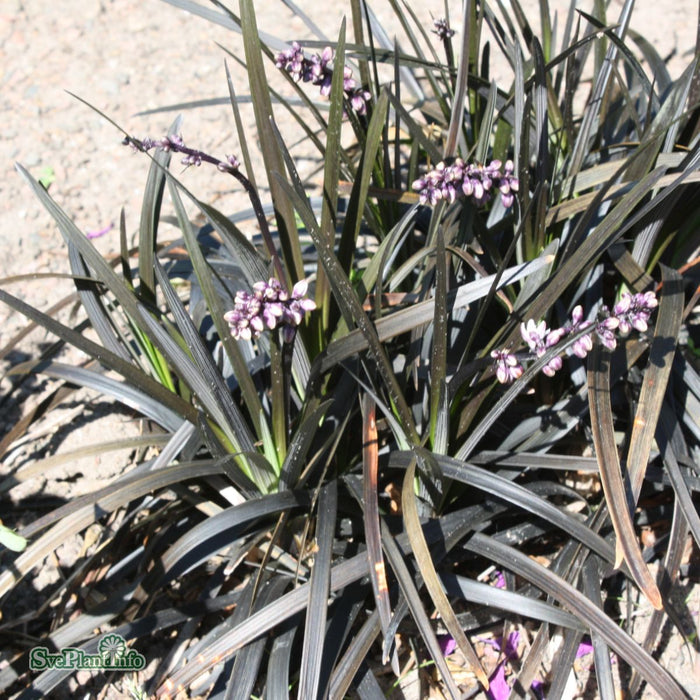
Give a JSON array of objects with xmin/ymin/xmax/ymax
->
[
  {"xmin": 576, "ymin": 640, "xmax": 594, "ymax": 658},
  {"xmin": 438, "ymin": 633, "xmax": 457, "ymax": 656},
  {"xmin": 487, "ymin": 661, "xmax": 510, "ymax": 700},
  {"xmin": 531, "ymin": 679, "xmax": 545, "ymax": 698},
  {"xmin": 86, "ymin": 223, "xmax": 113, "ymax": 239}
]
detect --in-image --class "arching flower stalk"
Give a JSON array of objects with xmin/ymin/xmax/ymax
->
[
  {"xmin": 123, "ymin": 134, "xmax": 285, "ymax": 282},
  {"xmin": 491, "ymin": 291, "xmax": 659, "ymax": 383}
]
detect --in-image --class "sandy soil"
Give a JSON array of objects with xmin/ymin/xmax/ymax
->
[{"xmin": 1, "ymin": 0, "xmax": 699, "ymax": 698}]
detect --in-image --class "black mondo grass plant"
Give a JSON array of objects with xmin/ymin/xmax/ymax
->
[{"xmin": 1, "ymin": 0, "xmax": 700, "ymax": 698}]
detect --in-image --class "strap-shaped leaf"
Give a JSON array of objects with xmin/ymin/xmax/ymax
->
[
  {"xmin": 314, "ymin": 21, "xmax": 347, "ymax": 333},
  {"xmin": 228, "ymin": 576, "xmax": 290, "ymax": 700},
  {"xmin": 443, "ymin": 0, "xmax": 472, "ymax": 158},
  {"xmin": 581, "ymin": 558, "xmax": 615, "ymax": 699},
  {"xmin": 327, "ymin": 609, "xmax": 381, "ymax": 700},
  {"xmin": 278, "ymin": 400, "xmax": 333, "ymax": 490},
  {"xmin": 401, "ymin": 455, "xmax": 489, "ymax": 688},
  {"xmin": 465, "ymin": 532, "xmax": 685, "ymax": 699},
  {"xmin": 298, "ymin": 480, "xmax": 337, "ymax": 700},
  {"xmin": 153, "ymin": 260, "xmax": 264, "ymax": 485},
  {"xmin": 67, "ymin": 243, "xmax": 131, "ymax": 361},
  {"xmin": 629, "ymin": 495, "xmax": 690, "ymax": 697},
  {"xmin": 138, "ymin": 116, "xmax": 179, "ymax": 303},
  {"xmin": 388, "ymin": 450, "xmax": 614, "ymax": 564},
  {"xmin": 240, "ymin": 0, "xmax": 302, "ymax": 281},
  {"xmin": 0, "ymin": 460, "xmax": 225, "ymax": 598},
  {"xmin": 441, "ymin": 573, "xmax": 585, "ymax": 631},
  {"xmin": 312, "ymin": 253, "xmax": 554, "ymax": 376},
  {"xmin": 429, "ymin": 227, "xmax": 448, "ymax": 450},
  {"xmin": 7, "ymin": 359, "xmax": 184, "ymax": 434},
  {"xmin": 626, "ymin": 265, "xmax": 684, "ymax": 504},
  {"xmin": 587, "ymin": 344, "xmax": 662, "ymax": 609},
  {"xmin": 2, "ymin": 433, "xmax": 170, "ymax": 488},
  {"xmin": 378, "ymin": 517, "xmax": 465, "ymax": 700},
  {"xmin": 265, "ymin": 615, "xmax": 299, "ymax": 700},
  {"xmin": 360, "ymin": 396, "xmax": 393, "ymax": 660},
  {"xmin": 657, "ymin": 402, "xmax": 700, "ymax": 548},
  {"xmin": 274, "ymin": 175, "xmax": 418, "ymax": 442},
  {"xmin": 155, "ymin": 490, "xmax": 310, "ymax": 586},
  {"xmin": 167, "ymin": 178, "xmax": 264, "ymax": 435},
  {"xmin": 337, "ymin": 89, "xmax": 390, "ymax": 283},
  {"xmin": 0, "ymin": 287, "xmax": 196, "ymax": 425},
  {"xmin": 14, "ymin": 164, "xmax": 188, "ymax": 349},
  {"xmin": 567, "ymin": 0, "xmax": 634, "ymax": 178}
]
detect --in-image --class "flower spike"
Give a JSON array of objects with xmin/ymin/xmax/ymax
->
[{"xmin": 491, "ymin": 290, "xmax": 658, "ymax": 383}]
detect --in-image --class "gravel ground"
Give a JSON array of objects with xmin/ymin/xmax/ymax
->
[{"xmin": 1, "ymin": 0, "xmax": 699, "ymax": 698}]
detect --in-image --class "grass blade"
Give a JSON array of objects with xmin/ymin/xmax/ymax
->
[
  {"xmin": 138, "ymin": 116, "xmax": 180, "ymax": 304},
  {"xmin": 626, "ymin": 266, "xmax": 684, "ymax": 504},
  {"xmin": 240, "ymin": 0, "xmax": 302, "ymax": 282},
  {"xmin": 360, "ymin": 396, "xmax": 394, "ymax": 662},
  {"xmin": 401, "ymin": 454, "xmax": 489, "ymax": 688},
  {"xmin": 298, "ymin": 480, "xmax": 337, "ymax": 700},
  {"xmin": 587, "ymin": 344, "xmax": 662, "ymax": 608}
]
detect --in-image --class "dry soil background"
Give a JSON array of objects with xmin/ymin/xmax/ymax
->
[{"xmin": 1, "ymin": 0, "xmax": 700, "ymax": 698}]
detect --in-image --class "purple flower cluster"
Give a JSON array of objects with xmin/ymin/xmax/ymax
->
[
  {"xmin": 275, "ymin": 42, "xmax": 371, "ymax": 115},
  {"xmin": 412, "ymin": 159, "xmax": 519, "ymax": 208},
  {"xmin": 432, "ymin": 18, "xmax": 455, "ymax": 41},
  {"xmin": 491, "ymin": 291, "xmax": 658, "ymax": 383},
  {"xmin": 224, "ymin": 278, "xmax": 316, "ymax": 343}
]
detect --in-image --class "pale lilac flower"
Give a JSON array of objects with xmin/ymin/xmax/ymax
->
[
  {"xmin": 341, "ymin": 65, "xmax": 356, "ymax": 92},
  {"xmin": 411, "ymin": 174, "xmax": 441, "ymax": 206},
  {"xmin": 499, "ymin": 160, "xmax": 519, "ymax": 208},
  {"xmin": 542, "ymin": 355, "xmax": 563, "ymax": 377},
  {"xmin": 613, "ymin": 291, "xmax": 657, "ymax": 334},
  {"xmin": 520, "ymin": 319, "xmax": 549, "ymax": 356},
  {"xmin": 348, "ymin": 88, "xmax": 371, "ymax": 115},
  {"xmin": 275, "ymin": 41, "xmax": 306, "ymax": 82},
  {"xmin": 571, "ymin": 332, "xmax": 593, "ymax": 358},
  {"xmin": 181, "ymin": 153, "xmax": 202, "ymax": 167},
  {"xmin": 224, "ymin": 278, "xmax": 316, "ymax": 342},
  {"xmin": 275, "ymin": 43, "xmax": 369, "ymax": 115},
  {"xmin": 309, "ymin": 46, "xmax": 334, "ymax": 95},
  {"xmin": 491, "ymin": 291, "xmax": 658, "ymax": 384},
  {"xmin": 491, "ymin": 349, "xmax": 524, "ymax": 384},
  {"xmin": 218, "ymin": 154, "xmax": 240, "ymax": 173},
  {"xmin": 596, "ymin": 315, "xmax": 619, "ymax": 350},
  {"xmin": 413, "ymin": 159, "xmax": 518, "ymax": 208},
  {"xmin": 562, "ymin": 305, "xmax": 594, "ymax": 359},
  {"xmin": 518, "ymin": 319, "xmax": 565, "ymax": 376}
]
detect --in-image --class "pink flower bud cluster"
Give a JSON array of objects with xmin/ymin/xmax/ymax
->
[
  {"xmin": 275, "ymin": 42, "xmax": 371, "ymax": 116},
  {"xmin": 412, "ymin": 159, "xmax": 519, "ymax": 208},
  {"xmin": 123, "ymin": 135, "xmax": 240, "ymax": 174},
  {"xmin": 491, "ymin": 291, "xmax": 658, "ymax": 383},
  {"xmin": 432, "ymin": 18, "xmax": 455, "ymax": 41},
  {"xmin": 224, "ymin": 278, "xmax": 316, "ymax": 343}
]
